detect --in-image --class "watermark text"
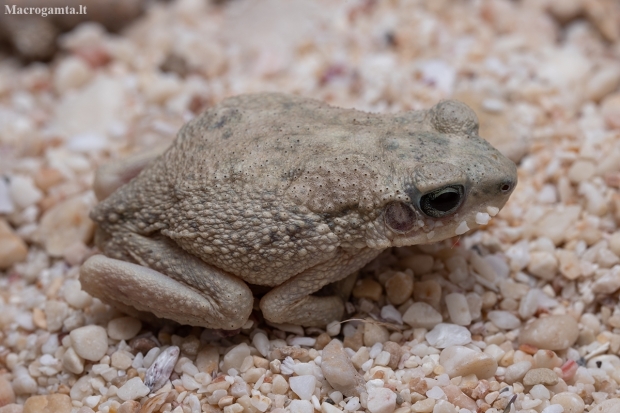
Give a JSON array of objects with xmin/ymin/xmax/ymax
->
[{"xmin": 4, "ymin": 4, "xmax": 87, "ymax": 17}]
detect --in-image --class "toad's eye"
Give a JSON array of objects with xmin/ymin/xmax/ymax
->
[
  {"xmin": 419, "ymin": 185, "xmax": 464, "ymax": 218},
  {"xmin": 385, "ymin": 202, "xmax": 416, "ymax": 233}
]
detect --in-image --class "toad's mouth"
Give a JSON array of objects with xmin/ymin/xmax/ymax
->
[{"xmin": 385, "ymin": 201, "xmax": 506, "ymax": 247}]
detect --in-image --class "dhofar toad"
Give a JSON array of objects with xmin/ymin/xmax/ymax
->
[{"xmin": 80, "ymin": 93, "xmax": 517, "ymax": 329}]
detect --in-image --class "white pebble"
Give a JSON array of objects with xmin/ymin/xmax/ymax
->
[
  {"xmin": 504, "ymin": 361, "xmax": 532, "ymax": 384},
  {"xmin": 252, "ymin": 332, "xmax": 270, "ymax": 357},
  {"xmin": 289, "ymin": 375, "xmax": 316, "ymax": 400},
  {"xmin": 402, "ymin": 302, "xmax": 442, "ymax": 329},
  {"xmin": 380, "ymin": 305, "xmax": 402, "ymax": 324},
  {"xmin": 107, "ymin": 317, "xmax": 142, "ymax": 341},
  {"xmin": 326, "ymin": 321, "xmax": 342, "ymax": 336},
  {"xmin": 439, "ymin": 345, "xmax": 497, "ymax": 379},
  {"xmin": 367, "ymin": 386, "xmax": 396, "ymax": 413},
  {"xmin": 8, "ymin": 175, "xmax": 42, "ymax": 209},
  {"xmin": 455, "ymin": 221, "xmax": 470, "ymax": 235},
  {"xmin": 289, "ymin": 399, "xmax": 314, "ymax": 413},
  {"xmin": 117, "ymin": 377, "xmax": 150, "ymax": 401},
  {"xmin": 486, "ymin": 206, "xmax": 499, "ymax": 216},
  {"xmin": 67, "ymin": 132, "xmax": 109, "ymax": 153},
  {"xmin": 289, "ymin": 336, "xmax": 316, "ymax": 347},
  {"xmin": 53, "ymin": 56, "xmax": 93, "ymax": 92},
  {"xmin": 374, "ymin": 351, "xmax": 391, "ymax": 366},
  {"xmin": 63, "ymin": 279, "xmax": 92, "ymax": 309},
  {"xmin": 84, "ymin": 395, "xmax": 101, "ymax": 408},
  {"xmin": 530, "ymin": 384, "xmax": 551, "ymax": 400},
  {"xmin": 62, "ymin": 347, "xmax": 84, "ymax": 374},
  {"xmin": 426, "ymin": 386, "xmax": 446, "ymax": 400},
  {"xmin": 426, "ymin": 323, "xmax": 471, "ymax": 348},
  {"xmin": 223, "ymin": 343, "xmax": 251, "ymax": 374},
  {"xmin": 541, "ymin": 404, "xmax": 565, "ymax": 413},
  {"xmin": 12, "ymin": 368, "xmax": 37, "ymax": 394},
  {"xmin": 329, "ymin": 391, "xmax": 343, "ymax": 404},
  {"xmin": 322, "ymin": 401, "xmax": 342, "ymax": 413},
  {"xmin": 519, "ymin": 315, "xmax": 579, "ymax": 350},
  {"xmin": 487, "ymin": 311, "xmax": 521, "ymax": 330},
  {"xmin": 69, "ymin": 325, "xmax": 108, "ymax": 361},
  {"xmin": 445, "ymin": 293, "xmax": 471, "ymax": 326},
  {"xmin": 345, "ymin": 397, "xmax": 361, "ymax": 411},
  {"xmin": 475, "ymin": 212, "xmax": 491, "ymax": 225}
]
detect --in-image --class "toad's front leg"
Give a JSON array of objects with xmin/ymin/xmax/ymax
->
[
  {"xmin": 259, "ymin": 248, "xmax": 381, "ymax": 327},
  {"xmin": 80, "ymin": 231, "xmax": 253, "ymax": 329}
]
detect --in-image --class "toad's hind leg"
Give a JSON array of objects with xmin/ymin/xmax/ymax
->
[
  {"xmin": 80, "ymin": 233, "xmax": 253, "ymax": 330},
  {"xmin": 260, "ymin": 248, "xmax": 381, "ymax": 327}
]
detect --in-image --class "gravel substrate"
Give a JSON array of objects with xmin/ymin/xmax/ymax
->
[{"xmin": 1, "ymin": 0, "xmax": 620, "ymax": 413}]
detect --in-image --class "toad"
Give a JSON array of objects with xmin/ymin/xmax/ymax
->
[{"xmin": 80, "ymin": 93, "xmax": 517, "ymax": 329}]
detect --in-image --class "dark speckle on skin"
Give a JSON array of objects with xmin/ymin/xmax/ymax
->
[{"xmin": 384, "ymin": 141, "xmax": 399, "ymax": 151}]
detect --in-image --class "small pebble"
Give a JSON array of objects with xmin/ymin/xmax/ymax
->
[
  {"xmin": 321, "ymin": 339, "xmax": 365, "ymax": 397},
  {"xmin": 445, "ymin": 293, "xmax": 471, "ymax": 326},
  {"xmin": 589, "ymin": 398, "xmax": 620, "ymax": 413},
  {"xmin": 0, "ymin": 376, "xmax": 15, "ymax": 406},
  {"xmin": 550, "ymin": 392, "xmax": 584, "ymax": 413},
  {"xmin": 22, "ymin": 394, "xmax": 72, "ymax": 413},
  {"xmin": 196, "ymin": 345, "xmax": 219, "ymax": 374},
  {"xmin": 8, "ymin": 175, "xmax": 42, "ymax": 209},
  {"xmin": 487, "ymin": 310, "xmax": 521, "ymax": 330},
  {"xmin": 380, "ymin": 305, "xmax": 402, "ymax": 324},
  {"xmin": 504, "ymin": 361, "xmax": 532, "ymax": 384},
  {"xmin": 62, "ymin": 347, "xmax": 84, "ymax": 374},
  {"xmin": 107, "ymin": 317, "xmax": 142, "ymax": 341},
  {"xmin": 384, "ymin": 272, "xmax": 414, "ymax": 305},
  {"xmin": 111, "ymin": 350, "xmax": 133, "ymax": 370},
  {"xmin": 411, "ymin": 398, "xmax": 435, "ymax": 413},
  {"xmin": 519, "ymin": 315, "xmax": 579, "ymax": 350},
  {"xmin": 442, "ymin": 384, "xmax": 477, "ymax": 411},
  {"xmin": 117, "ymin": 400, "xmax": 141, "ymax": 413},
  {"xmin": 222, "ymin": 343, "xmax": 251, "ymax": 373},
  {"xmin": 523, "ymin": 368, "xmax": 559, "ymax": 386},
  {"xmin": 439, "ymin": 346, "xmax": 497, "ymax": 379},
  {"xmin": 532, "ymin": 206, "xmax": 581, "ymax": 246},
  {"xmin": 591, "ymin": 266, "xmax": 620, "ymax": 294},
  {"xmin": 289, "ymin": 375, "xmax": 316, "ymax": 401},
  {"xmin": 36, "ymin": 193, "xmax": 96, "ymax": 257},
  {"xmin": 352, "ymin": 278, "xmax": 382, "ymax": 301},
  {"xmin": 0, "ymin": 404, "xmax": 25, "ymax": 413},
  {"xmin": 117, "ymin": 377, "xmax": 150, "ymax": 401},
  {"xmin": 321, "ymin": 402, "xmax": 342, "ymax": 413},
  {"xmin": 0, "ymin": 220, "xmax": 28, "ymax": 269},
  {"xmin": 288, "ymin": 400, "xmax": 314, "ymax": 413},
  {"xmin": 364, "ymin": 323, "xmax": 389, "ymax": 347},
  {"xmin": 455, "ymin": 221, "xmax": 470, "ymax": 235},
  {"xmin": 475, "ymin": 212, "xmax": 491, "ymax": 225},
  {"xmin": 367, "ymin": 387, "xmax": 396, "ymax": 413},
  {"xmin": 69, "ymin": 325, "xmax": 108, "ymax": 361},
  {"xmin": 402, "ymin": 302, "xmax": 442, "ymax": 329},
  {"xmin": 527, "ymin": 251, "xmax": 558, "ymax": 281},
  {"xmin": 426, "ymin": 323, "xmax": 471, "ymax": 348}
]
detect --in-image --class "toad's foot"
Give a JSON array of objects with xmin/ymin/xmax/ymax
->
[
  {"xmin": 80, "ymin": 233, "xmax": 253, "ymax": 329},
  {"xmin": 260, "ymin": 248, "xmax": 381, "ymax": 327}
]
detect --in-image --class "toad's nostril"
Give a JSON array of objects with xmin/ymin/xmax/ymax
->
[{"xmin": 500, "ymin": 182, "xmax": 513, "ymax": 192}]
